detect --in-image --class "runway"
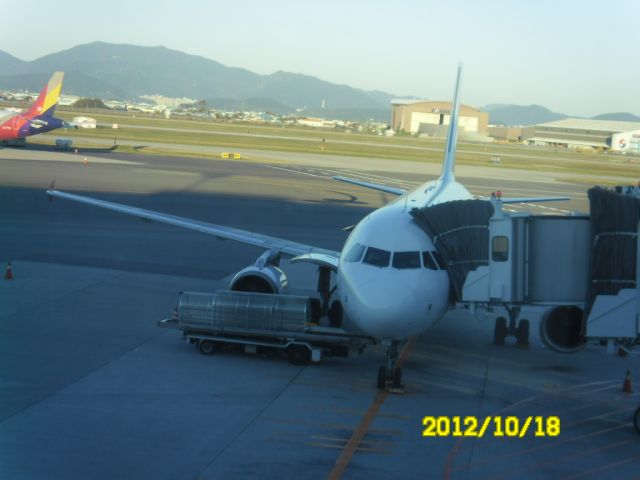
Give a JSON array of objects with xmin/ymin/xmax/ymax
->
[{"xmin": 1, "ymin": 146, "xmax": 638, "ymax": 479}]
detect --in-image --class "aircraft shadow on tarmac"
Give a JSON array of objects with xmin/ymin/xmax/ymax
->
[
  {"xmin": 0, "ymin": 142, "xmax": 167, "ymax": 156},
  {"xmin": 303, "ymin": 190, "xmax": 369, "ymax": 205},
  {"xmin": 1, "ymin": 185, "xmax": 371, "ymax": 280}
]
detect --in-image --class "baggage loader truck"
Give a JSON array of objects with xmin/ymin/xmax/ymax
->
[{"xmin": 158, "ymin": 290, "xmax": 374, "ymax": 365}]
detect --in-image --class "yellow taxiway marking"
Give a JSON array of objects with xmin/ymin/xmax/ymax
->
[{"xmin": 326, "ymin": 339, "xmax": 415, "ymax": 480}]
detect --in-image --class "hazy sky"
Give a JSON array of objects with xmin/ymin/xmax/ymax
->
[{"xmin": 1, "ymin": 0, "xmax": 638, "ymax": 116}]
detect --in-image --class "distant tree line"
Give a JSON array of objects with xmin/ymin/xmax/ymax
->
[
  {"xmin": 178, "ymin": 99, "xmax": 208, "ymax": 112},
  {"xmin": 72, "ymin": 98, "xmax": 108, "ymax": 109}
]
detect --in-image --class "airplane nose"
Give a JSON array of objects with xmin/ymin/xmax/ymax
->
[{"xmin": 342, "ymin": 277, "xmax": 431, "ymax": 339}]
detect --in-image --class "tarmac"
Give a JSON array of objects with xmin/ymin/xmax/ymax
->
[{"xmin": 1, "ymin": 144, "xmax": 639, "ymax": 479}]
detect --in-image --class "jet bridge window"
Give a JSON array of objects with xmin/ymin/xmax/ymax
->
[
  {"xmin": 344, "ymin": 243, "xmax": 366, "ymax": 263},
  {"xmin": 422, "ymin": 251, "xmax": 438, "ymax": 270},
  {"xmin": 392, "ymin": 251, "xmax": 421, "ymax": 269},
  {"xmin": 363, "ymin": 247, "xmax": 391, "ymax": 268},
  {"xmin": 492, "ymin": 236, "xmax": 509, "ymax": 262}
]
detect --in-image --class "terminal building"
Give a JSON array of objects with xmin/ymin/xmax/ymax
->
[
  {"xmin": 391, "ymin": 100, "xmax": 489, "ymax": 137},
  {"xmin": 524, "ymin": 118, "xmax": 640, "ymax": 152}
]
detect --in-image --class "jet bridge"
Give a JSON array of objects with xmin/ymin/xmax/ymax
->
[{"xmin": 410, "ymin": 186, "xmax": 640, "ymax": 353}]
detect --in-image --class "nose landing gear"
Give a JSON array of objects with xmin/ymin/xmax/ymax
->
[{"xmin": 377, "ymin": 340, "xmax": 405, "ymax": 393}]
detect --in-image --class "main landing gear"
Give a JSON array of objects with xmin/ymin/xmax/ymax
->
[
  {"xmin": 493, "ymin": 305, "xmax": 529, "ymax": 347},
  {"xmin": 377, "ymin": 340, "xmax": 404, "ymax": 393}
]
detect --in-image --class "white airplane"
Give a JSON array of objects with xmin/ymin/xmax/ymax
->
[{"xmin": 46, "ymin": 66, "xmax": 569, "ymax": 390}]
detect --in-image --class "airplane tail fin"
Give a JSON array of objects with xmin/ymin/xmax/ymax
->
[
  {"xmin": 25, "ymin": 72, "xmax": 64, "ymax": 118},
  {"xmin": 439, "ymin": 64, "xmax": 462, "ymax": 185}
]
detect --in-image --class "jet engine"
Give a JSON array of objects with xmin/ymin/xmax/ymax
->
[
  {"xmin": 539, "ymin": 305, "xmax": 586, "ymax": 353},
  {"xmin": 229, "ymin": 250, "xmax": 288, "ymax": 294}
]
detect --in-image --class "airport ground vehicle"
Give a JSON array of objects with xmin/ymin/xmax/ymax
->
[
  {"xmin": 158, "ymin": 290, "xmax": 374, "ymax": 365},
  {"xmin": 55, "ymin": 138, "xmax": 73, "ymax": 150}
]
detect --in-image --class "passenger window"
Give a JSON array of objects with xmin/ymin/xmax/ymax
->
[
  {"xmin": 344, "ymin": 243, "xmax": 366, "ymax": 263},
  {"xmin": 492, "ymin": 236, "xmax": 509, "ymax": 262},
  {"xmin": 431, "ymin": 251, "xmax": 447, "ymax": 270},
  {"xmin": 362, "ymin": 247, "xmax": 391, "ymax": 267},
  {"xmin": 422, "ymin": 251, "xmax": 438, "ymax": 270},
  {"xmin": 392, "ymin": 251, "xmax": 421, "ymax": 269}
]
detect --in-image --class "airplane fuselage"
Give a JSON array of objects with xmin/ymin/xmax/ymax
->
[{"xmin": 0, "ymin": 112, "xmax": 67, "ymax": 141}]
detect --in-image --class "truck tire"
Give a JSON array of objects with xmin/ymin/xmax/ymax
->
[
  {"xmin": 198, "ymin": 340, "xmax": 217, "ymax": 355},
  {"xmin": 287, "ymin": 345, "xmax": 311, "ymax": 365}
]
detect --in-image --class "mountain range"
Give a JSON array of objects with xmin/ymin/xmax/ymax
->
[
  {"xmin": 0, "ymin": 42, "xmax": 638, "ymax": 125},
  {"xmin": 481, "ymin": 104, "xmax": 640, "ymax": 126},
  {"xmin": 0, "ymin": 42, "xmax": 395, "ymax": 121}
]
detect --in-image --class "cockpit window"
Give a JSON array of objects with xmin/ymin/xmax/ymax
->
[
  {"xmin": 362, "ymin": 247, "xmax": 391, "ymax": 267},
  {"xmin": 392, "ymin": 251, "xmax": 421, "ymax": 269},
  {"xmin": 431, "ymin": 251, "xmax": 447, "ymax": 270},
  {"xmin": 344, "ymin": 243, "xmax": 366, "ymax": 263},
  {"xmin": 422, "ymin": 251, "xmax": 438, "ymax": 270}
]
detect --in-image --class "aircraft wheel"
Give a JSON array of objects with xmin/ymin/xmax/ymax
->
[
  {"xmin": 516, "ymin": 319, "xmax": 530, "ymax": 346},
  {"xmin": 198, "ymin": 340, "xmax": 217, "ymax": 355},
  {"xmin": 634, "ymin": 406, "xmax": 640, "ymax": 434},
  {"xmin": 377, "ymin": 366, "xmax": 387, "ymax": 390},
  {"xmin": 392, "ymin": 367, "xmax": 403, "ymax": 388},
  {"xmin": 494, "ymin": 317, "xmax": 507, "ymax": 345},
  {"xmin": 328, "ymin": 301, "xmax": 343, "ymax": 328},
  {"xmin": 309, "ymin": 298, "xmax": 322, "ymax": 324},
  {"xmin": 287, "ymin": 345, "xmax": 311, "ymax": 366}
]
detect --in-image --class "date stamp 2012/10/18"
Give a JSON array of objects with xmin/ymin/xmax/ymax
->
[{"xmin": 422, "ymin": 416, "xmax": 560, "ymax": 438}]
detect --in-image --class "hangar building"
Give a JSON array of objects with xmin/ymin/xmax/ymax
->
[
  {"xmin": 524, "ymin": 118, "xmax": 640, "ymax": 152},
  {"xmin": 392, "ymin": 100, "xmax": 489, "ymax": 137}
]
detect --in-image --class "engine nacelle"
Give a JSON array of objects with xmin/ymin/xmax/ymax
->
[
  {"xmin": 229, "ymin": 265, "xmax": 288, "ymax": 294},
  {"xmin": 539, "ymin": 305, "xmax": 586, "ymax": 353}
]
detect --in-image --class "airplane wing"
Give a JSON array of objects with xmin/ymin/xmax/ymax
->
[
  {"xmin": 331, "ymin": 175, "xmax": 569, "ymax": 205},
  {"xmin": 46, "ymin": 189, "xmax": 340, "ymax": 259},
  {"xmin": 332, "ymin": 176, "xmax": 406, "ymax": 196},
  {"xmin": 498, "ymin": 196, "xmax": 571, "ymax": 204}
]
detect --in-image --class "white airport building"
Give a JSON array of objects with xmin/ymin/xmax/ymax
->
[{"xmin": 525, "ymin": 118, "xmax": 640, "ymax": 152}]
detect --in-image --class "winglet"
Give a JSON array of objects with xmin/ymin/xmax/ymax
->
[
  {"xmin": 26, "ymin": 72, "xmax": 64, "ymax": 118},
  {"xmin": 440, "ymin": 64, "xmax": 462, "ymax": 185}
]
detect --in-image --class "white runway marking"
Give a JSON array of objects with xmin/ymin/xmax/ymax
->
[{"xmin": 263, "ymin": 165, "xmax": 322, "ymax": 178}]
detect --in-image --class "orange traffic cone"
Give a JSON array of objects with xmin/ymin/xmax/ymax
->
[
  {"xmin": 4, "ymin": 262, "xmax": 13, "ymax": 280},
  {"xmin": 623, "ymin": 370, "xmax": 633, "ymax": 393}
]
